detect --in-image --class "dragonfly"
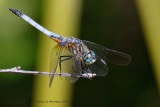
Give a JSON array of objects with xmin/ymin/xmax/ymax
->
[{"xmin": 9, "ymin": 8, "xmax": 131, "ymax": 87}]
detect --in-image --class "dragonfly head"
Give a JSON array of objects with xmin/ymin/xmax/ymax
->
[{"xmin": 83, "ymin": 50, "xmax": 96, "ymax": 65}]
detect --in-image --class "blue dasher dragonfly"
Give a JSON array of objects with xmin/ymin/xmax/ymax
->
[{"xmin": 9, "ymin": 8, "xmax": 131, "ymax": 87}]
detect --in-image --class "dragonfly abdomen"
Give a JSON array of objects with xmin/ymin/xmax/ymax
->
[{"xmin": 9, "ymin": 8, "xmax": 63, "ymax": 41}]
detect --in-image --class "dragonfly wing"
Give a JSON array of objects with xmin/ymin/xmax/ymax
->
[
  {"xmin": 86, "ymin": 56, "xmax": 108, "ymax": 76},
  {"xmin": 82, "ymin": 40, "xmax": 131, "ymax": 65},
  {"xmin": 82, "ymin": 40, "xmax": 131, "ymax": 76},
  {"xmin": 49, "ymin": 45, "xmax": 63, "ymax": 87},
  {"xmin": 60, "ymin": 46, "xmax": 80, "ymax": 83}
]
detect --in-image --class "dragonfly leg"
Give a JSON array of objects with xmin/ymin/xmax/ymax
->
[
  {"xmin": 72, "ymin": 61, "xmax": 83, "ymax": 76},
  {"xmin": 83, "ymin": 63, "xmax": 92, "ymax": 79},
  {"xmin": 81, "ymin": 61, "xmax": 89, "ymax": 74},
  {"xmin": 80, "ymin": 61, "xmax": 91, "ymax": 79},
  {"xmin": 59, "ymin": 56, "xmax": 72, "ymax": 79},
  {"xmin": 80, "ymin": 61, "xmax": 85, "ymax": 74}
]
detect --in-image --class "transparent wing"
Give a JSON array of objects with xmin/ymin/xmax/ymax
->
[
  {"xmin": 49, "ymin": 45, "xmax": 63, "ymax": 87},
  {"xmin": 60, "ymin": 45, "xmax": 81, "ymax": 83},
  {"xmin": 82, "ymin": 40, "xmax": 131, "ymax": 65},
  {"xmin": 86, "ymin": 56, "xmax": 108, "ymax": 76},
  {"xmin": 82, "ymin": 40, "xmax": 131, "ymax": 76}
]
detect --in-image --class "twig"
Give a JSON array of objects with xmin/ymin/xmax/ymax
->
[{"xmin": 0, "ymin": 66, "xmax": 96, "ymax": 78}]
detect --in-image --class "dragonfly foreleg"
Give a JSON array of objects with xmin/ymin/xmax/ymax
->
[
  {"xmin": 82, "ymin": 63, "xmax": 92, "ymax": 79},
  {"xmin": 59, "ymin": 56, "xmax": 72, "ymax": 79}
]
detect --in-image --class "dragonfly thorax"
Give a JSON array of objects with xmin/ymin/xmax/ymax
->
[
  {"xmin": 61, "ymin": 37, "xmax": 80, "ymax": 45},
  {"xmin": 83, "ymin": 50, "xmax": 96, "ymax": 65}
]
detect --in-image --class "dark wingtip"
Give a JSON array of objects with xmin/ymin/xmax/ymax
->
[{"xmin": 9, "ymin": 8, "xmax": 22, "ymax": 17}]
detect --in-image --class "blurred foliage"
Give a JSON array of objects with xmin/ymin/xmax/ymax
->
[
  {"xmin": 136, "ymin": 0, "xmax": 160, "ymax": 95},
  {"xmin": 0, "ymin": 0, "xmax": 159, "ymax": 107},
  {"xmin": 0, "ymin": 0, "xmax": 41, "ymax": 107}
]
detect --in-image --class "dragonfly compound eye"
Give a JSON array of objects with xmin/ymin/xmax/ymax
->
[{"xmin": 83, "ymin": 50, "xmax": 96, "ymax": 65}]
